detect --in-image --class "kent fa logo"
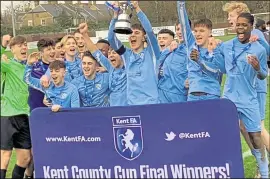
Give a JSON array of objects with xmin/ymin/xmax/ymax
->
[{"xmin": 112, "ymin": 115, "xmax": 143, "ymax": 161}]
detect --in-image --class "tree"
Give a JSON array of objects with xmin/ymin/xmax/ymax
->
[{"xmin": 54, "ymin": 10, "xmax": 73, "ymax": 28}]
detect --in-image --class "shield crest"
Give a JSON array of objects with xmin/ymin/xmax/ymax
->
[{"xmin": 112, "ymin": 116, "xmax": 143, "ymax": 161}]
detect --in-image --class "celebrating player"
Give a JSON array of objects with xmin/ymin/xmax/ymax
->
[
  {"xmin": 1, "ymin": 36, "xmax": 31, "ymax": 179},
  {"xmin": 78, "ymin": 23, "xmax": 127, "ymax": 106},
  {"xmin": 157, "ymin": 27, "xmax": 188, "ymax": 103},
  {"xmin": 214, "ymin": 13, "xmax": 269, "ymax": 178},
  {"xmin": 223, "ymin": 2, "xmax": 270, "ymax": 177},
  {"xmin": 108, "ymin": 1, "xmax": 160, "ymax": 105},
  {"xmin": 177, "ymin": 1, "xmax": 224, "ymax": 101},
  {"xmin": 24, "ymin": 54, "xmax": 80, "ymax": 112}
]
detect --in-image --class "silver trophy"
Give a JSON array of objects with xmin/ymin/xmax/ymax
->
[{"xmin": 114, "ymin": 2, "xmax": 133, "ymax": 35}]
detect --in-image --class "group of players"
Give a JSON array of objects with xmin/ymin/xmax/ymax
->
[{"xmin": 1, "ymin": 1, "xmax": 269, "ymax": 178}]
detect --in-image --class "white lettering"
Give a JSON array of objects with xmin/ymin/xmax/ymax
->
[
  {"xmin": 116, "ymin": 119, "xmax": 129, "ymax": 124},
  {"xmin": 114, "ymin": 166, "xmax": 137, "ymax": 178},
  {"xmin": 43, "ymin": 166, "xmax": 69, "ymax": 178}
]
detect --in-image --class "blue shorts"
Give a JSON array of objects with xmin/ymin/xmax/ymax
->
[
  {"xmin": 187, "ymin": 93, "xmax": 219, "ymax": 102},
  {"xmin": 237, "ymin": 107, "xmax": 261, "ymax": 132},
  {"xmin": 257, "ymin": 92, "xmax": 266, "ymax": 120},
  {"xmin": 158, "ymin": 88, "xmax": 187, "ymax": 103}
]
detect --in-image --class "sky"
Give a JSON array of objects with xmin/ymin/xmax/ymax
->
[{"xmin": 1, "ymin": 1, "xmax": 106, "ymax": 10}]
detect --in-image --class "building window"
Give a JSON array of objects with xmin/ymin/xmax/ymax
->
[
  {"xmin": 41, "ymin": 19, "xmax": 46, "ymax": 26},
  {"xmin": 28, "ymin": 20, "xmax": 33, "ymax": 26}
]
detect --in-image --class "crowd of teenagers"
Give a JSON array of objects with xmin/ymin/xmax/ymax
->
[{"xmin": 1, "ymin": 1, "xmax": 270, "ymax": 178}]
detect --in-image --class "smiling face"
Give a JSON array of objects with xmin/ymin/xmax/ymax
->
[
  {"xmin": 55, "ymin": 42, "xmax": 65, "ymax": 59},
  {"xmin": 193, "ymin": 25, "xmax": 211, "ymax": 47},
  {"xmin": 74, "ymin": 32, "xmax": 85, "ymax": 53},
  {"xmin": 158, "ymin": 33, "xmax": 174, "ymax": 51},
  {"xmin": 82, "ymin": 55, "xmax": 98, "ymax": 78},
  {"xmin": 11, "ymin": 41, "xmax": 28, "ymax": 61},
  {"xmin": 41, "ymin": 46, "xmax": 56, "ymax": 63},
  {"xmin": 175, "ymin": 24, "xmax": 184, "ymax": 43},
  {"xmin": 96, "ymin": 42, "xmax": 110, "ymax": 58},
  {"xmin": 236, "ymin": 16, "xmax": 252, "ymax": 43},
  {"xmin": 63, "ymin": 37, "xmax": 77, "ymax": 57},
  {"xmin": 128, "ymin": 28, "xmax": 145, "ymax": 52},
  {"xmin": 108, "ymin": 48, "xmax": 122, "ymax": 68}
]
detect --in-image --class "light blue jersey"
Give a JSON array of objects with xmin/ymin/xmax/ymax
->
[
  {"xmin": 252, "ymin": 29, "xmax": 270, "ymax": 56},
  {"xmin": 177, "ymin": 1, "xmax": 223, "ymax": 99},
  {"xmin": 93, "ymin": 50, "xmax": 127, "ymax": 106},
  {"xmin": 251, "ymin": 29, "xmax": 268, "ymax": 94},
  {"xmin": 108, "ymin": 11, "xmax": 160, "ymax": 105},
  {"xmin": 24, "ymin": 65, "xmax": 80, "ymax": 108},
  {"xmin": 158, "ymin": 43, "xmax": 188, "ymax": 103},
  {"xmin": 71, "ymin": 73, "xmax": 110, "ymax": 107},
  {"xmin": 45, "ymin": 57, "xmax": 83, "ymax": 82},
  {"xmin": 218, "ymin": 38, "xmax": 268, "ymax": 109}
]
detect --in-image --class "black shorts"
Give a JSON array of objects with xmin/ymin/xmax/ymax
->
[{"xmin": 1, "ymin": 114, "xmax": 32, "ymax": 150}]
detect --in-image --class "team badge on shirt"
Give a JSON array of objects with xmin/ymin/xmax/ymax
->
[
  {"xmin": 95, "ymin": 84, "xmax": 101, "ymax": 90},
  {"xmin": 60, "ymin": 93, "xmax": 68, "ymax": 99}
]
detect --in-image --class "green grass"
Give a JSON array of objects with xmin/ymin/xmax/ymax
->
[{"xmin": 3, "ymin": 35, "xmax": 269, "ymax": 178}]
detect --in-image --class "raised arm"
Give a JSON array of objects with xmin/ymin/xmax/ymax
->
[
  {"xmin": 24, "ymin": 52, "xmax": 44, "ymax": 92},
  {"xmin": 1, "ymin": 34, "xmax": 11, "ymax": 55},
  {"xmin": 200, "ymin": 41, "xmax": 226, "ymax": 74},
  {"xmin": 24, "ymin": 65, "xmax": 44, "ymax": 92},
  {"xmin": 251, "ymin": 29, "xmax": 270, "ymax": 56},
  {"xmin": 134, "ymin": 2, "xmax": 160, "ymax": 60},
  {"xmin": 177, "ymin": 1, "xmax": 196, "ymax": 54},
  {"xmin": 108, "ymin": 8, "xmax": 125, "ymax": 53},
  {"xmin": 78, "ymin": 23, "xmax": 113, "ymax": 72}
]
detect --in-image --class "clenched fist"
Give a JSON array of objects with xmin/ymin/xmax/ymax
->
[
  {"xmin": 190, "ymin": 49, "xmax": 199, "ymax": 62},
  {"xmin": 27, "ymin": 52, "xmax": 40, "ymax": 65},
  {"xmin": 2, "ymin": 34, "xmax": 12, "ymax": 48}
]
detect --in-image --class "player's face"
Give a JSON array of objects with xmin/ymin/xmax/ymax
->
[
  {"xmin": 193, "ymin": 26, "xmax": 211, "ymax": 47},
  {"xmin": 42, "ymin": 46, "xmax": 56, "ymax": 63},
  {"xmin": 50, "ymin": 68, "xmax": 66, "ymax": 86},
  {"xmin": 175, "ymin": 24, "xmax": 184, "ymax": 43},
  {"xmin": 74, "ymin": 33, "xmax": 85, "ymax": 53},
  {"xmin": 97, "ymin": 43, "xmax": 110, "ymax": 58},
  {"xmin": 236, "ymin": 17, "xmax": 252, "ymax": 43},
  {"xmin": 64, "ymin": 38, "xmax": 77, "ymax": 57},
  {"xmin": 108, "ymin": 49, "xmax": 122, "ymax": 68},
  {"xmin": 129, "ymin": 29, "xmax": 145, "ymax": 51},
  {"xmin": 82, "ymin": 56, "xmax": 97, "ymax": 77},
  {"xmin": 158, "ymin": 33, "xmax": 174, "ymax": 51},
  {"xmin": 228, "ymin": 9, "xmax": 239, "ymax": 29},
  {"xmin": 55, "ymin": 42, "xmax": 65, "ymax": 59},
  {"xmin": 11, "ymin": 41, "xmax": 28, "ymax": 61}
]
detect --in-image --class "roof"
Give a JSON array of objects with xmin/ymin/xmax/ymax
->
[{"xmin": 23, "ymin": 3, "xmax": 111, "ymax": 22}]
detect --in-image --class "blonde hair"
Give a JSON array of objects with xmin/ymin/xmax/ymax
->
[
  {"xmin": 60, "ymin": 35, "xmax": 77, "ymax": 46},
  {"xmin": 222, "ymin": 1, "xmax": 250, "ymax": 14}
]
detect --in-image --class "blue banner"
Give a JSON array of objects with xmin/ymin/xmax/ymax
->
[{"xmin": 30, "ymin": 99, "xmax": 244, "ymax": 178}]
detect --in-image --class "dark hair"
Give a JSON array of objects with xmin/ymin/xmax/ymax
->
[
  {"xmin": 37, "ymin": 38, "xmax": 55, "ymax": 52},
  {"xmin": 237, "ymin": 12, "xmax": 254, "ymax": 26},
  {"xmin": 194, "ymin": 18, "xmax": 212, "ymax": 30},
  {"xmin": 55, "ymin": 37, "xmax": 63, "ymax": 44},
  {"xmin": 9, "ymin": 36, "xmax": 26, "ymax": 48},
  {"xmin": 96, "ymin": 39, "xmax": 110, "ymax": 46},
  {"xmin": 49, "ymin": 60, "xmax": 66, "ymax": 70},
  {"xmin": 267, "ymin": 20, "xmax": 270, "ymax": 25},
  {"xmin": 175, "ymin": 19, "xmax": 192, "ymax": 28},
  {"xmin": 131, "ymin": 23, "xmax": 146, "ymax": 34},
  {"xmin": 158, "ymin": 29, "xmax": 175, "ymax": 38},
  {"xmin": 82, "ymin": 51, "xmax": 97, "ymax": 62}
]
